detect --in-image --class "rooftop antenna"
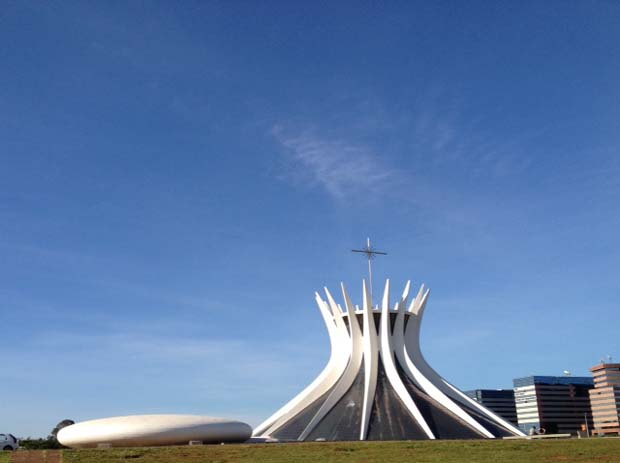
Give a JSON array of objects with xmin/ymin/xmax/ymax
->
[{"xmin": 352, "ymin": 237, "xmax": 387, "ymax": 299}]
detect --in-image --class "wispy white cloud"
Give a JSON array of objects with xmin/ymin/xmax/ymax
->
[
  {"xmin": 270, "ymin": 88, "xmax": 540, "ymax": 210},
  {"xmin": 272, "ymin": 125, "xmax": 396, "ymax": 201}
]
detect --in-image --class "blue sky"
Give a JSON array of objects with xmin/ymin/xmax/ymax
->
[{"xmin": 1, "ymin": 1, "xmax": 619, "ymax": 437}]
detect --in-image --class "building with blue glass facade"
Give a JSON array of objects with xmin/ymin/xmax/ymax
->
[{"xmin": 513, "ymin": 376, "xmax": 594, "ymax": 435}]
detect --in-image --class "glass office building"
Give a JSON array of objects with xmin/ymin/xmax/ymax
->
[
  {"xmin": 513, "ymin": 376, "xmax": 594, "ymax": 435},
  {"xmin": 465, "ymin": 389, "xmax": 518, "ymax": 425}
]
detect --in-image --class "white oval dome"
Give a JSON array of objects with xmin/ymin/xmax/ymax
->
[{"xmin": 57, "ymin": 414, "xmax": 252, "ymax": 448}]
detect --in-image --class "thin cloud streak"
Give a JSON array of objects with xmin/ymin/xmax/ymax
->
[{"xmin": 272, "ymin": 125, "xmax": 396, "ymax": 201}]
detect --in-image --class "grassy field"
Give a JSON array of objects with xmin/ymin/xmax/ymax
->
[
  {"xmin": 0, "ymin": 453, "xmax": 9, "ymax": 463},
  {"xmin": 57, "ymin": 439, "xmax": 620, "ymax": 463}
]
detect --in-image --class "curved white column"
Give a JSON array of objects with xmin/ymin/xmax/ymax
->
[
  {"xmin": 379, "ymin": 280, "xmax": 435, "ymax": 439},
  {"xmin": 404, "ymin": 287, "xmax": 525, "ymax": 437},
  {"xmin": 298, "ymin": 286, "xmax": 364, "ymax": 440},
  {"xmin": 360, "ymin": 279, "xmax": 378, "ymax": 440},
  {"xmin": 393, "ymin": 284, "xmax": 493, "ymax": 438},
  {"xmin": 254, "ymin": 292, "xmax": 350, "ymax": 437}
]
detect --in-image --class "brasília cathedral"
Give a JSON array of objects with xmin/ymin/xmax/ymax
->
[{"xmin": 254, "ymin": 241, "xmax": 524, "ymax": 441}]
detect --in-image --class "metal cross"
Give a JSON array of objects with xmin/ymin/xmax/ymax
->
[{"xmin": 352, "ymin": 237, "xmax": 387, "ymax": 299}]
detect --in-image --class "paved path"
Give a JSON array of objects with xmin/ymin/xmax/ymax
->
[{"xmin": 10, "ymin": 450, "xmax": 62, "ymax": 463}]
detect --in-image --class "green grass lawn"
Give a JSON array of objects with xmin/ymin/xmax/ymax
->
[
  {"xmin": 60, "ymin": 439, "xmax": 620, "ymax": 463},
  {"xmin": 0, "ymin": 452, "xmax": 10, "ymax": 463}
]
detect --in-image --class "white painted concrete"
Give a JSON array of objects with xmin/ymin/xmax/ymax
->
[
  {"xmin": 57, "ymin": 415, "xmax": 252, "ymax": 448},
  {"xmin": 254, "ymin": 279, "xmax": 526, "ymax": 440}
]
